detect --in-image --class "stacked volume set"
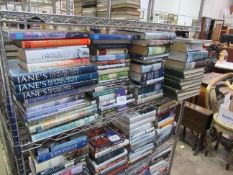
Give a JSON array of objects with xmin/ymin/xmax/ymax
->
[
  {"xmin": 164, "ymin": 39, "xmax": 209, "ymax": 100},
  {"xmin": 7, "ymin": 30, "xmax": 99, "ymax": 174},
  {"xmin": 89, "ymin": 33, "xmax": 134, "ymax": 116},
  {"xmin": 124, "ymin": 30, "xmax": 176, "ymax": 105},
  {"xmin": 2, "ymin": 29, "xmax": 186, "ymax": 175}
]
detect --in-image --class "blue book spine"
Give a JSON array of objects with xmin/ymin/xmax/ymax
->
[
  {"xmin": 186, "ymin": 51, "xmax": 208, "ymax": 62},
  {"xmin": 91, "ymin": 53, "xmax": 127, "ymax": 61},
  {"xmin": 23, "ymin": 86, "xmax": 92, "ymax": 105},
  {"xmin": 11, "ymin": 65, "xmax": 97, "ymax": 85},
  {"xmin": 26, "ymin": 99, "xmax": 84, "ymax": 120},
  {"xmin": 141, "ymin": 68, "xmax": 164, "ymax": 81},
  {"xmin": 36, "ymin": 139, "xmax": 87, "ymax": 163},
  {"xmin": 14, "ymin": 72, "xmax": 98, "ymax": 93},
  {"xmin": 31, "ymin": 114, "xmax": 100, "ymax": 142},
  {"xmin": 90, "ymin": 34, "xmax": 132, "ymax": 40},
  {"xmin": 15, "ymin": 79, "xmax": 98, "ymax": 101},
  {"xmin": 8, "ymin": 31, "xmax": 89, "ymax": 40}
]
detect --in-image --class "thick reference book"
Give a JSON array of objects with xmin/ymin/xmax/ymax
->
[
  {"xmin": 129, "ymin": 68, "xmax": 164, "ymax": 82},
  {"xmin": 14, "ymin": 79, "xmax": 98, "ymax": 101},
  {"xmin": 19, "ymin": 58, "xmax": 90, "ymax": 72},
  {"xmin": 165, "ymin": 58, "xmax": 209, "ymax": 70},
  {"xmin": 18, "ymin": 46, "xmax": 89, "ymax": 63},
  {"xmin": 165, "ymin": 66, "xmax": 204, "ymax": 79},
  {"xmin": 8, "ymin": 59, "xmax": 97, "ymax": 85},
  {"xmin": 15, "ymin": 38, "xmax": 91, "ymax": 48},
  {"xmin": 13, "ymin": 72, "xmax": 98, "ymax": 93},
  {"xmin": 164, "ymin": 77, "xmax": 202, "ymax": 90},
  {"xmin": 4, "ymin": 30, "xmax": 89, "ymax": 40},
  {"xmin": 130, "ymin": 45, "xmax": 169, "ymax": 56},
  {"xmin": 168, "ymin": 50, "xmax": 208, "ymax": 62},
  {"xmin": 170, "ymin": 41, "xmax": 203, "ymax": 52}
]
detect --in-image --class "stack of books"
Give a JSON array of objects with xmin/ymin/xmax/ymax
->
[
  {"xmin": 82, "ymin": 0, "xmax": 97, "ymax": 17},
  {"xmin": 6, "ymin": 30, "xmax": 100, "ymax": 174},
  {"xmin": 30, "ymin": 135, "xmax": 89, "ymax": 174},
  {"xmin": 74, "ymin": 0, "xmax": 82, "ymax": 15},
  {"xmin": 96, "ymin": 0, "xmax": 108, "ymax": 17},
  {"xmin": 87, "ymin": 124, "xmax": 129, "ymax": 174},
  {"xmin": 155, "ymin": 100, "xmax": 177, "ymax": 145},
  {"xmin": 111, "ymin": 0, "xmax": 140, "ymax": 20},
  {"xmin": 149, "ymin": 147, "xmax": 172, "ymax": 175},
  {"xmin": 164, "ymin": 39, "xmax": 208, "ymax": 100},
  {"xmin": 123, "ymin": 30, "xmax": 175, "ymax": 105},
  {"xmin": 89, "ymin": 33, "xmax": 134, "ymax": 116},
  {"xmin": 112, "ymin": 107, "xmax": 157, "ymax": 173},
  {"xmin": 5, "ymin": 41, "xmax": 19, "ymax": 59}
]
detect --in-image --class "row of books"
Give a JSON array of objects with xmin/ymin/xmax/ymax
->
[
  {"xmin": 73, "ymin": 0, "xmax": 141, "ymax": 19},
  {"xmin": 3, "ymin": 29, "xmax": 207, "ymax": 174},
  {"xmin": 28, "ymin": 99, "xmax": 177, "ymax": 175}
]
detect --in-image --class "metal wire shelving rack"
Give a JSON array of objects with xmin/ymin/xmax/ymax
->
[{"xmin": 0, "ymin": 10, "xmax": 195, "ymax": 175}]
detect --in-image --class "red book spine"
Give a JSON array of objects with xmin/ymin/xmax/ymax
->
[{"xmin": 21, "ymin": 38, "xmax": 91, "ymax": 48}]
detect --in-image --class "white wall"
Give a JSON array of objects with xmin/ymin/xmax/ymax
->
[
  {"xmin": 141, "ymin": 0, "xmax": 233, "ymax": 19},
  {"xmin": 203, "ymin": 0, "xmax": 233, "ymax": 19}
]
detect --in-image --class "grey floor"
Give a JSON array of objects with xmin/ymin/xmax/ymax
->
[
  {"xmin": 172, "ymin": 140, "xmax": 233, "ymax": 175},
  {"xmin": 0, "ymin": 140, "xmax": 232, "ymax": 175}
]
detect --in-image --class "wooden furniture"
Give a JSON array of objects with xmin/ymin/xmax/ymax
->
[
  {"xmin": 205, "ymin": 114, "xmax": 233, "ymax": 170},
  {"xmin": 176, "ymin": 101, "xmax": 213, "ymax": 155}
]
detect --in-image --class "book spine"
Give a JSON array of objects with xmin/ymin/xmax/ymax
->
[
  {"xmin": 93, "ymin": 44, "xmax": 130, "ymax": 49},
  {"xmin": 144, "ymin": 33, "xmax": 176, "ymax": 40},
  {"xmin": 185, "ymin": 60, "xmax": 208, "ymax": 69},
  {"xmin": 98, "ymin": 67, "xmax": 129, "ymax": 75},
  {"xmin": 14, "ymin": 72, "xmax": 98, "ymax": 93},
  {"xmin": 12, "ymin": 65, "xmax": 97, "ymax": 85},
  {"xmin": 140, "ymin": 69, "xmax": 164, "ymax": 81},
  {"xmin": 147, "ymin": 46, "xmax": 169, "ymax": 56},
  {"xmin": 21, "ymin": 38, "xmax": 91, "ymax": 48},
  {"xmin": 91, "ymin": 53, "xmax": 127, "ymax": 61},
  {"xmin": 23, "ymin": 85, "xmax": 94, "ymax": 105},
  {"xmin": 29, "ymin": 105, "xmax": 97, "ymax": 133},
  {"xmin": 31, "ymin": 114, "xmax": 100, "ymax": 142},
  {"xmin": 90, "ymin": 34, "xmax": 132, "ymax": 40},
  {"xmin": 9, "ymin": 31, "xmax": 89, "ymax": 40},
  {"xmin": 98, "ymin": 63, "xmax": 127, "ymax": 70},
  {"xmin": 186, "ymin": 51, "xmax": 208, "ymax": 62},
  {"xmin": 26, "ymin": 99, "xmax": 84, "ymax": 119},
  {"xmin": 96, "ymin": 49, "xmax": 127, "ymax": 55},
  {"xmin": 94, "ymin": 59, "xmax": 127, "ymax": 65},
  {"xmin": 15, "ymin": 79, "xmax": 98, "ymax": 101},
  {"xmin": 22, "ymin": 46, "xmax": 89, "ymax": 63},
  {"xmin": 36, "ymin": 136, "xmax": 87, "ymax": 163},
  {"xmin": 99, "ymin": 71, "xmax": 128, "ymax": 81},
  {"xmin": 21, "ymin": 58, "xmax": 90, "ymax": 73}
]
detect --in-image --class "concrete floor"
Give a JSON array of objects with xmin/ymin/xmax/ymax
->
[{"xmin": 172, "ymin": 140, "xmax": 233, "ymax": 175}]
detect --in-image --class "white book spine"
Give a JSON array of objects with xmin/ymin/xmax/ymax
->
[{"xmin": 21, "ymin": 46, "xmax": 89, "ymax": 63}]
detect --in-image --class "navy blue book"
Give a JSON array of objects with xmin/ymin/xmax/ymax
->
[
  {"xmin": 92, "ymin": 44, "xmax": 130, "ymax": 49},
  {"xmin": 36, "ymin": 135, "xmax": 87, "ymax": 163},
  {"xmin": 129, "ymin": 68, "xmax": 164, "ymax": 82},
  {"xmin": 14, "ymin": 79, "xmax": 98, "ymax": 101},
  {"xmin": 8, "ymin": 59, "xmax": 97, "ymax": 85},
  {"xmin": 90, "ymin": 34, "xmax": 132, "ymax": 40},
  {"xmin": 13, "ymin": 72, "xmax": 98, "ymax": 93}
]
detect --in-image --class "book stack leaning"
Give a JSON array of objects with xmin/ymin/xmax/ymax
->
[
  {"xmin": 7, "ymin": 30, "xmax": 100, "ymax": 174},
  {"xmin": 87, "ymin": 124, "xmax": 129, "ymax": 174},
  {"xmin": 164, "ymin": 39, "xmax": 209, "ymax": 100},
  {"xmin": 126, "ymin": 30, "xmax": 176, "ymax": 105},
  {"xmin": 89, "ymin": 33, "xmax": 134, "ymax": 116}
]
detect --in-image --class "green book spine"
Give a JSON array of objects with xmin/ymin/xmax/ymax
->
[{"xmin": 99, "ymin": 71, "xmax": 128, "ymax": 81}]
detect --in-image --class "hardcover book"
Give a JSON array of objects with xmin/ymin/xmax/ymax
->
[
  {"xmin": 90, "ymin": 53, "xmax": 127, "ymax": 61},
  {"xmin": 4, "ymin": 30, "xmax": 89, "ymax": 40},
  {"xmin": 8, "ymin": 59, "xmax": 97, "ymax": 85},
  {"xmin": 90, "ymin": 34, "xmax": 132, "ymax": 40},
  {"xmin": 168, "ymin": 50, "xmax": 209, "ymax": 62},
  {"xmin": 18, "ymin": 46, "xmax": 90, "ymax": 63},
  {"xmin": 90, "ymin": 48, "xmax": 127, "ymax": 55},
  {"xmin": 91, "ymin": 44, "xmax": 130, "ymax": 49},
  {"xmin": 119, "ymin": 30, "xmax": 176, "ymax": 40},
  {"xmin": 129, "ymin": 68, "xmax": 164, "ymax": 82},
  {"xmin": 170, "ymin": 41, "xmax": 203, "ymax": 52},
  {"xmin": 130, "ymin": 62, "xmax": 162, "ymax": 73},
  {"xmin": 19, "ymin": 58, "xmax": 90, "ymax": 72},
  {"xmin": 130, "ymin": 45, "xmax": 169, "ymax": 56},
  {"xmin": 132, "ymin": 40, "xmax": 173, "ymax": 46},
  {"xmin": 15, "ymin": 38, "xmax": 91, "ymax": 48},
  {"xmin": 165, "ymin": 58, "xmax": 209, "ymax": 70}
]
